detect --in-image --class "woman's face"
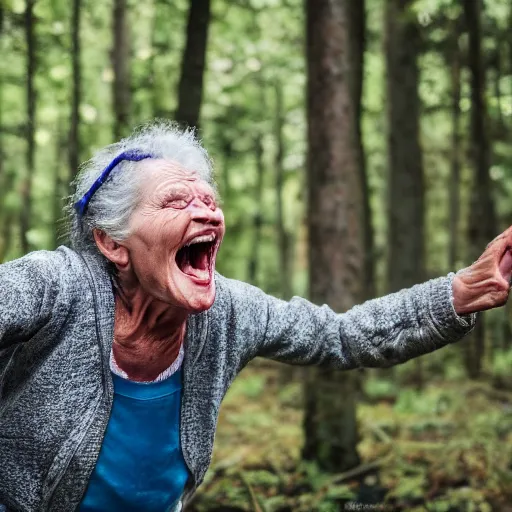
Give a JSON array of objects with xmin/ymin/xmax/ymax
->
[{"xmin": 120, "ymin": 160, "xmax": 225, "ymax": 313}]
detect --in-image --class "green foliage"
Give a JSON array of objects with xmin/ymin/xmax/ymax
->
[
  {"xmin": 192, "ymin": 365, "xmax": 512, "ymax": 510},
  {"xmin": 225, "ymin": 373, "xmax": 267, "ymax": 401},
  {"xmin": 491, "ymin": 348, "xmax": 512, "ymax": 378},
  {"xmin": 364, "ymin": 376, "xmax": 399, "ymax": 401}
]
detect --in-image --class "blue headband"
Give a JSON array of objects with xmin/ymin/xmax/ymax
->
[{"xmin": 74, "ymin": 150, "xmax": 153, "ymax": 217}]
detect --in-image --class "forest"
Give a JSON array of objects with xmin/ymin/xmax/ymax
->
[{"xmin": 2, "ymin": 0, "xmax": 512, "ymax": 510}]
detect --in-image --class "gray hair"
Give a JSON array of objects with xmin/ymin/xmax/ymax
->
[{"xmin": 66, "ymin": 120, "xmax": 215, "ymax": 256}]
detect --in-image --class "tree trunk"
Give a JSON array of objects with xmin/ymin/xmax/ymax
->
[
  {"xmin": 348, "ymin": 0, "xmax": 374, "ymax": 300},
  {"xmin": 112, "ymin": 0, "xmax": 131, "ymax": 140},
  {"xmin": 175, "ymin": 0, "xmax": 211, "ymax": 130},
  {"xmin": 385, "ymin": 0, "xmax": 425, "ymax": 294},
  {"xmin": 248, "ymin": 135, "xmax": 265, "ymax": 286},
  {"xmin": 274, "ymin": 81, "xmax": 292, "ymax": 300},
  {"xmin": 0, "ymin": 4, "xmax": 10, "ymax": 260},
  {"xmin": 448, "ymin": 24, "xmax": 462, "ymax": 271},
  {"xmin": 54, "ymin": 117, "xmax": 66, "ymax": 249},
  {"xmin": 0, "ymin": 212, "xmax": 13, "ymax": 263},
  {"xmin": 0, "ymin": 2, "xmax": 4, "ymax": 186},
  {"xmin": 221, "ymin": 139, "xmax": 232, "ymax": 202},
  {"xmin": 69, "ymin": 0, "xmax": 81, "ymax": 187},
  {"xmin": 150, "ymin": 0, "xmax": 170, "ymax": 118},
  {"xmin": 463, "ymin": 0, "xmax": 497, "ymax": 379},
  {"xmin": 385, "ymin": 0, "xmax": 425, "ymax": 390},
  {"xmin": 20, "ymin": 0, "xmax": 36, "ymax": 255},
  {"xmin": 303, "ymin": 0, "xmax": 363, "ymax": 473},
  {"xmin": 493, "ymin": 50, "xmax": 505, "ymax": 133},
  {"xmin": 0, "ymin": 3, "xmax": 5, "ymax": 200}
]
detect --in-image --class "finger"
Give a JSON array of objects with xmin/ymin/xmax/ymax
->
[
  {"xmin": 499, "ymin": 247, "xmax": 512, "ymax": 284},
  {"xmin": 487, "ymin": 234, "xmax": 503, "ymax": 249},
  {"xmin": 488, "ymin": 230, "xmax": 512, "ymax": 255},
  {"xmin": 504, "ymin": 226, "xmax": 512, "ymax": 245},
  {"xmin": 487, "ymin": 226, "xmax": 512, "ymax": 248}
]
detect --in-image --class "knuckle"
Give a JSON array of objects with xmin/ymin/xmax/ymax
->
[
  {"xmin": 490, "ymin": 290, "xmax": 505, "ymax": 307},
  {"xmin": 492, "ymin": 280, "xmax": 503, "ymax": 292}
]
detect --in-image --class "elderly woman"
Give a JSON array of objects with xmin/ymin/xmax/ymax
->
[{"xmin": 1, "ymin": 121, "xmax": 511, "ymax": 512}]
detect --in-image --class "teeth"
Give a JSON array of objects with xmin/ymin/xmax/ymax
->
[{"xmin": 185, "ymin": 233, "xmax": 216, "ymax": 246}]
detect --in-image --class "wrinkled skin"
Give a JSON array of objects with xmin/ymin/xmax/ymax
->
[
  {"xmin": 453, "ymin": 226, "xmax": 512, "ymax": 316},
  {"xmin": 94, "ymin": 160, "xmax": 225, "ymax": 381}
]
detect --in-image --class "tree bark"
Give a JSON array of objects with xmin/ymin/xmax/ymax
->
[
  {"xmin": 274, "ymin": 81, "xmax": 292, "ymax": 300},
  {"xmin": 0, "ymin": 2, "xmax": 4, "ymax": 184},
  {"xmin": 20, "ymin": 0, "xmax": 36, "ymax": 255},
  {"xmin": 248, "ymin": 134, "xmax": 265, "ymax": 286},
  {"xmin": 112, "ymin": 0, "xmax": 131, "ymax": 140},
  {"xmin": 303, "ymin": 0, "xmax": 363, "ymax": 473},
  {"xmin": 385, "ymin": 0, "xmax": 425, "ymax": 294},
  {"xmin": 0, "ymin": 4, "xmax": 5, "ymax": 192},
  {"xmin": 175, "ymin": 0, "xmax": 211, "ymax": 131},
  {"xmin": 448, "ymin": 23, "xmax": 462, "ymax": 271},
  {"xmin": 0, "ymin": 211, "xmax": 13, "ymax": 263},
  {"xmin": 347, "ymin": 0, "xmax": 374, "ymax": 300},
  {"xmin": 150, "ymin": 0, "xmax": 170, "ymax": 118},
  {"xmin": 69, "ymin": 0, "xmax": 81, "ymax": 186},
  {"xmin": 493, "ymin": 52, "xmax": 504, "ymax": 132},
  {"xmin": 385, "ymin": 0, "xmax": 425, "ymax": 390},
  {"xmin": 0, "ymin": 4, "xmax": 9, "ymax": 259},
  {"xmin": 463, "ymin": 0, "xmax": 497, "ymax": 379},
  {"xmin": 54, "ymin": 116, "xmax": 66, "ymax": 250}
]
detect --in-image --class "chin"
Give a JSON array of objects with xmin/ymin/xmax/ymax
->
[
  {"xmin": 185, "ymin": 282, "xmax": 216, "ymax": 312},
  {"xmin": 170, "ymin": 273, "xmax": 217, "ymax": 313}
]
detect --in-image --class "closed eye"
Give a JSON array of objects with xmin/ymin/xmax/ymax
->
[{"xmin": 163, "ymin": 194, "xmax": 192, "ymax": 209}]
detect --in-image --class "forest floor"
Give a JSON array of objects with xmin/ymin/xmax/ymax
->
[{"xmin": 188, "ymin": 362, "xmax": 512, "ymax": 512}]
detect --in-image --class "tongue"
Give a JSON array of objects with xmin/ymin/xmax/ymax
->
[{"xmin": 182, "ymin": 260, "xmax": 210, "ymax": 281}]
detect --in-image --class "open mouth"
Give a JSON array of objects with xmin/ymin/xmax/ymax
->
[{"xmin": 175, "ymin": 233, "xmax": 217, "ymax": 283}]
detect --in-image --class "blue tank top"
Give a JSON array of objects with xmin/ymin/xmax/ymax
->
[{"xmin": 80, "ymin": 368, "xmax": 189, "ymax": 512}]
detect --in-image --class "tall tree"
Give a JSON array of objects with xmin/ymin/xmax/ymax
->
[
  {"xmin": 0, "ymin": 2, "xmax": 5, "ymax": 187},
  {"xmin": 448, "ymin": 18, "xmax": 462, "ymax": 270},
  {"xmin": 149, "ymin": 0, "xmax": 171, "ymax": 118},
  {"xmin": 385, "ymin": 0, "xmax": 425, "ymax": 389},
  {"xmin": 20, "ymin": 0, "xmax": 36, "ymax": 255},
  {"xmin": 175, "ymin": 0, "xmax": 211, "ymax": 130},
  {"xmin": 69, "ymin": 0, "xmax": 81, "ymax": 185},
  {"xmin": 112, "ymin": 0, "xmax": 131, "ymax": 139},
  {"xmin": 348, "ymin": 0, "xmax": 374, "ymax": 300},
  {"xmin": 248, "ymin": 133, "xmax": 265, "ymax": 285},
  {"xmin": 274, "ymin": 81, "xmax": 292, "ymax": 300},
  {"xmin": 0, "ymin": 3, "xmax": 8, "ymax": 261},
  {"xmin": 302, "ymin": 0, "xmax": 364, "ymax": 472},
  {"xmin": 53, "ymin": 117, "xmax": 66, "ymax": 249},
  {"xmin": 385, "ymin": 0, "xmax": 425, "ymax": 295},
  {"xmin": 463, "ymin": 0, "xmax": 497, "ymax": 378}
]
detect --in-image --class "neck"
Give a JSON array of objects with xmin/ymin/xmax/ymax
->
[{"xmin": 113, "ymin": 280, "xmax": 188, "ymax": 382}]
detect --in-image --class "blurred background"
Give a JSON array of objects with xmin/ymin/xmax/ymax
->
[{"xmin": 1, "ymin": 0, "xmax": 512, "ymax": 510}]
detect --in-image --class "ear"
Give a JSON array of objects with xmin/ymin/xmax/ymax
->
[{"xmin": 93, "ymin": 229, "xmax": 130, "ymax": 269}]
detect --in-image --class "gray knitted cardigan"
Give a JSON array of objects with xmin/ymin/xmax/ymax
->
[{"xmin": 0, "ymin": 247, "xmax": 475, "ymax": 512}]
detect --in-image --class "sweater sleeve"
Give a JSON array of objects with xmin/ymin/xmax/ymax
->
[
  {"xmin": 0, "ymin": 251, "xmax": 64, "ymax": 350},
  {"xmin": 218, "ymin": 274, "xmax": 476, "ymax": 369}
]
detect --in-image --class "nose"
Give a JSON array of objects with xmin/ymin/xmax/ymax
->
[{"xmin": 190, "ymin": 199, "xmax": 224, "ymax": 226}]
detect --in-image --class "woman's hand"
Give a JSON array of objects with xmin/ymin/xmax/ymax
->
[{"xmin": 452, "ymin": 227, "xmax": 512, "ymax": 315}]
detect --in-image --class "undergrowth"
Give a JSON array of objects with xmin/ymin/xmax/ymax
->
[{"xmin": 188, "ymin": 363, "xmax": 512, "ymax": 512}]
